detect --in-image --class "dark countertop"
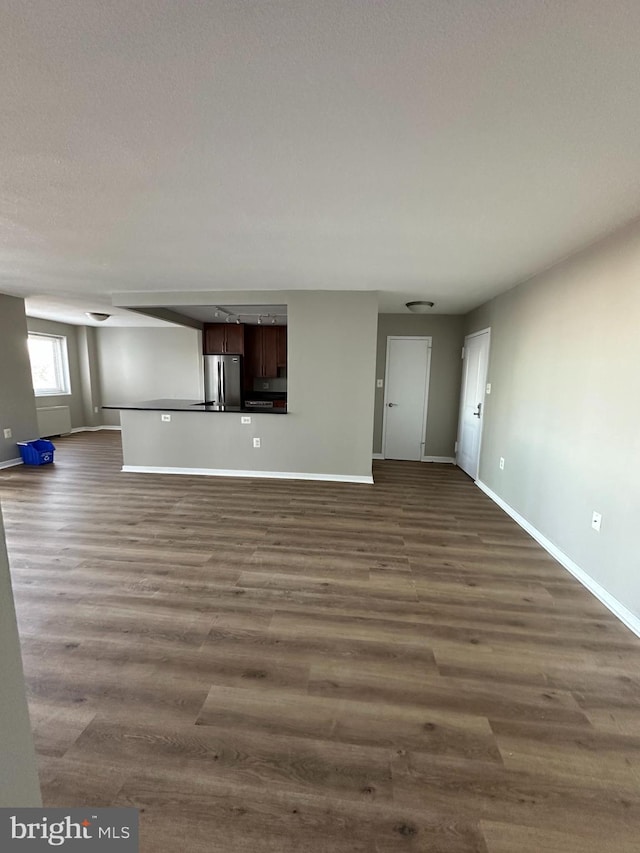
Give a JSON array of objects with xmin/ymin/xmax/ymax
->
[{"xmin": 102, "ymin": 399, "xmax": 287, "ymax": 414}]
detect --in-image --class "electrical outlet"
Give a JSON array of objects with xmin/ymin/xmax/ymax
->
[
  {"xmin": 253, "ymin": 437, "xmax": 261, "ymax": 448},
  {"xmin": 3, "ymin": 428, "xmax": 12, "ymax": 439},
  {"xmin": 591, "ymin": 511, "xmax": 602, "ymax": 532},
  {"xmin": 376, "ymin": 379, "xmax": 383, "ymax": 388},
  {"xmin": 262, "ymin": 382, "xmax": 269, "ymax": 390},
  {"xmin": 499, "ymin": 457, "xmax": 504, "ymax": 470},
  {"xmin": 161, "ymin": 414, "xmax": 171, "ymax": 423},
  {"xmin": 241, "ymin": 416, "xmax": 252, "ymax": 424}
]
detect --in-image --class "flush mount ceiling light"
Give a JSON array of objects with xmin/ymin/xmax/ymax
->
[
  {"xmin": 86, "ymin": 312, "xmax": 111, "ymax": 322},
  {"xmin": 405, "ymin": 301, "xmax": 435, "ymax": 313}
]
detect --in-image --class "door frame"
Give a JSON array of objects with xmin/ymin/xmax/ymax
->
[
  {"xmin": 456, "ymin": 327, "xmax": 491, "ymax": 480},
  {"xmin": 381, "ymin": 336, "xmax": 432, "ymax": 461}
]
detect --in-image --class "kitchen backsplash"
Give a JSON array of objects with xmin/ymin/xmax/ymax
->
[{"xmin": 253, "ymin": 377, "xmax": 288, "ymax": 392}]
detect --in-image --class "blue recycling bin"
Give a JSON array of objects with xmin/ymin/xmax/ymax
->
[{"xmin": 17, "ymin": 439, "xmax": 56, "ymax": 465}]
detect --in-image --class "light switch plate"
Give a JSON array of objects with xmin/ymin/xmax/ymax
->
[
  {"xmin": 376, "ymin": 379, "xmax": 384, "ymax": 388},
  {"xmin": 161, "ymin": 414, "xmax": 171, "ymax": 422},
  {"xmin": 486, "ymin": 383, "xmax": 492, "ymax": 394},
  {"xmin": 241, "ymin": 416, "xmax": 251, "ymax": 424},
  {"xmin": 3, "ymin": 428, "xmax": 12, "ymax": 439}
]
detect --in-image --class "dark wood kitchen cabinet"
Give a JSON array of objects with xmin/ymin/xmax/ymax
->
[
  {"xmin": 203, "ymin": 323, "xmax": 245, "ymax": 355},
  {"xmin": 245, "ymin": 325, "xmax": 287, "ymax": 378},
  {"xmin": 261, "ymin": 327, "xmax": 279, "ymax": 377},
  {"xmin": 276, "ymin": 326, "xmax": 287, "ymax": 368}
]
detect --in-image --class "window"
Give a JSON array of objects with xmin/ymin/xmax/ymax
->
[{"xmin": 27, "ymin": 333, "xmax": 71, "ymax": 396}]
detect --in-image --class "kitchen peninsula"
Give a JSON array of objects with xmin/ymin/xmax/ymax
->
[
  {"xmin": 105, "ymin": 290, "xmax": 378, "ymax": 483},
  {"xmin": 103, "ymin": 399, "xmax": 287, "ymax": 414}
]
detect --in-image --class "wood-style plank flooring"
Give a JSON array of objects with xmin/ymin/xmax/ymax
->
[{"xmin": 2, "ymin": 431, "xmax": 640, "ymax": 852}]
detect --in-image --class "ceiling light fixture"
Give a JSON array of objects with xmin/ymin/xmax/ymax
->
[
  {"xmin": 405, "ymin": 301, "xmax": 435, "ymax": 313},
  {"xmin": 86, "ymin": 312, "xmax": 111, "ymax": 322},
  {"xmin": 214, "ymin": 306, "xmax": 233, "ymax": 321}
]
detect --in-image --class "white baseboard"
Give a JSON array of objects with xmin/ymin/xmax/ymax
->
[
  {"xmin": 122, "ymin": 465, "xmax": 374, "ymax": 485},
  {"xmin": 476, "ymin": 479, "xmax": 640, "ymax": 639},
  {"xmin": 372, "ymin": 454, "xmax": 455, "ymax": 463},
  {"xmin": 70, "ymin": 425, "xmax": 122, "ymax": 433},
  {"xmin": 0, "ymin": 457, "xmax": 23, "ymax": 470}
]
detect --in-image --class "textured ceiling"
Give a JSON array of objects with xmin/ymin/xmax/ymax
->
[{"xmin": 3, "ymin": 0, "xmax": 640, "ymax": 324}]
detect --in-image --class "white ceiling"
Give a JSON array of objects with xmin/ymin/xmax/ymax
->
[
  {"xmin": 24, "ymin": 295, "xmax": 176, "ymax": 327},
  {"xmin": 3, "ymin": 0, "xmax": 640, "ymax": 324}
]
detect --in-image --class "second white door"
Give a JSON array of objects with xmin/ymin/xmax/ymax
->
[
  {"xmin": 456, "ymin": 329, "xmax": 490, "ymax": 479},
  {"xmin": 382, "ymin": 337, "xmax": 432, "ymax": 461}
]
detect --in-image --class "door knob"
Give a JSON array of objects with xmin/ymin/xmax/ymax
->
[
  {"xmin": 387, "ymin": 402, "xmax": 397, "ymax": 407},
  {"xmin": 473, "ymin": 403, "xmax": 482, "ymax": 418}
]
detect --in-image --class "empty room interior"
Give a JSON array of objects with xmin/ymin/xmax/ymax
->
[{"xmin": 2, "ymin": 2, "xmax": 640, "ymax": 851}]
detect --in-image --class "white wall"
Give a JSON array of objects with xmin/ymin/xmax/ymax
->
[
  {"xmin": 77, "ymin": 325, "xmax": 102, "ymax": 429},
  {"xmin": 467, "ymin": 216, "xmax": 640, "ymax": 624},
  {"xmin": 97, "ymin": 326, "xmax": 204, "ymax": 425},
  {"xmin": 0, "ymin": 294, "xmax": 39, "ymax": 464},
  {"xmin": 0, "ymin": 507, "xmax": 41, "ymax": 806}
]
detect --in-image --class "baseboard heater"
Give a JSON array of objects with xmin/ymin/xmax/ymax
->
[{"xmin": 36, "ymin": 405, "xmax": 72, "ymax": 437}]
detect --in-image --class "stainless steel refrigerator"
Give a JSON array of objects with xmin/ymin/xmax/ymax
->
[{"xmin": 203, "ymin": 355, "xmax": 242, "ymax": 406}]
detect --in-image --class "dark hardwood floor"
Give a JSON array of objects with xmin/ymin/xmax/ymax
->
[{"xmin": 2, "ymin": 431, "xmax": 640, "ymax": 852}]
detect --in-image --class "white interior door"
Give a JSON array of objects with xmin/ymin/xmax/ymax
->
[
  {"xmin": 456, "ymin": 329, "xmax": 490, "ymax": 479},
  {"xmin": 382, "ymin": 337, "xmax": 432, "ymax": 461}
]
